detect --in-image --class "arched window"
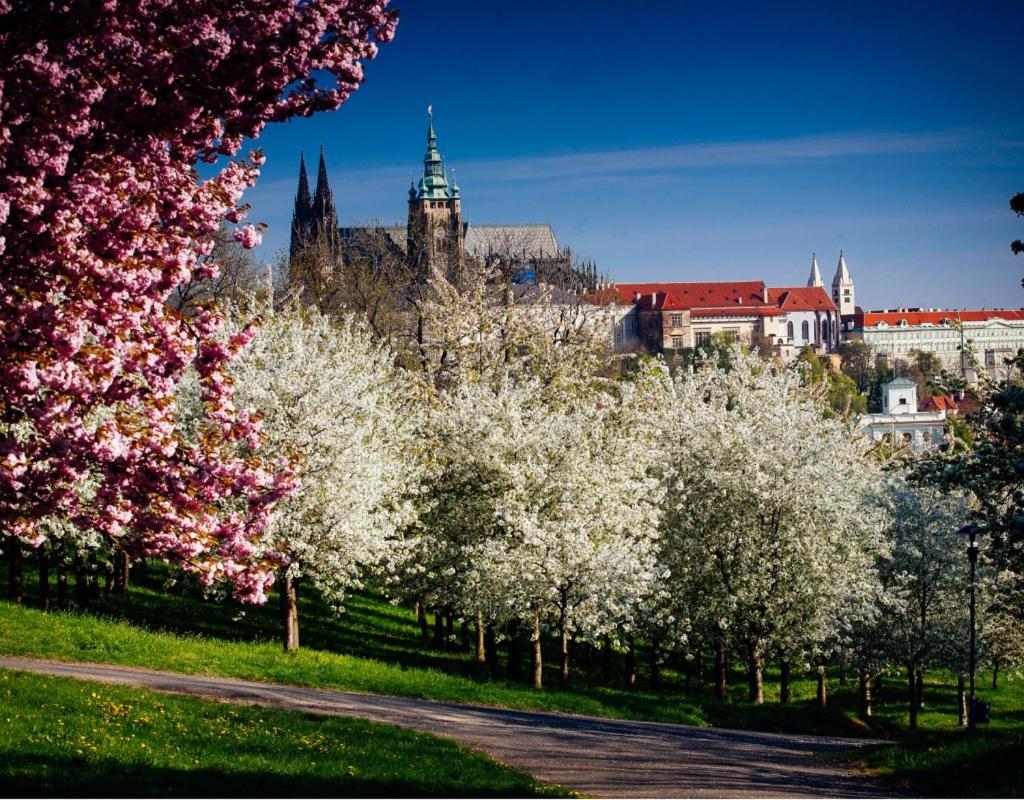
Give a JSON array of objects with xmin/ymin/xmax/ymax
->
[
  {"xmin": 822, "ymin": 319, "xmax": 830, "ymax": 343},
  {"xmin": 787, "ymin": 321, "xmax": 794, "ymax": 340},
  {"xmin": 801, "ymin": 320, "xmax": 810, "ymax": 341}
]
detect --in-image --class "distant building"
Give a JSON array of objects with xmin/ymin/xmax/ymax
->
[
  {"xmin": 289, "ymin": 108, "xmax": 602, "ymax": 293},
  {"xmin": 842, "ymin": 308, "xmax": 1024, "ymax": 377},
  {"xmin": 610, "ymin": 274, "xmax": 840, "ymax": 360},
  {"xmin": 858, "ymin": 377, "xmax": 947, "ymax": 452}
]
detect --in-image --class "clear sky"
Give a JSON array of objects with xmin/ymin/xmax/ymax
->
[{"xmin": 245, "ymin": 1, "xmax": 1024, "ymax": 311}]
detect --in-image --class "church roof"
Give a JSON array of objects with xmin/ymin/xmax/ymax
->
[
  {"xmin": 767, "ymin": 286, "xmax": 837, "ymax": 313},
  {"xmin": 464, "ymin": 224, "xmax": 560, "ymax": 260},
  {"xmin": 807, "ymin": 254, "xmax": 823, "ymax": 288},
  {"xmin": 614, "ymin": 281, "xmax": 778, "ymax": 315},
  {"xmin": 833, "ymin": 251, "xmax": 852, "ymax": 285}
]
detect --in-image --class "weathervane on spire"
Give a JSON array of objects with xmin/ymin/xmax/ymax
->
[{"xmin": 427, "ymin": 104, "xmax": 432, "ymax": 117}]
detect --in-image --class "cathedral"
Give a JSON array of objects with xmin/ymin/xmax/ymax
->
[{"xmin": 289, "ymin": 109, "xmax": 603, "ymax": 290}]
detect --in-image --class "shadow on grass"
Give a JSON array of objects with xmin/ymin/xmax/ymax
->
[{"xmin": 5, "ymin": 753, "xmax": 544, "ymax": 798}]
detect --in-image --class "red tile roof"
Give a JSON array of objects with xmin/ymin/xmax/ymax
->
[
  {"xmin": 615, "ymin": 281, "xmax": 778, "ymax": 315},
  {"xmin": 767, "ymin": 286, "xmax": 837, "ymax": 313},
  {"xmin": 856, "ymin": 309, "xmax": 1024, "ymax": 327},
  {"xmin": 612, "ymin": 281, "xmax": 837, "ymax": 317},
  {"xmin": 919, "ymin": 394, "xmax": 979, "ymax": 415}
]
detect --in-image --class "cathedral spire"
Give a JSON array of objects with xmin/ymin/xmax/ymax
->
[
  {"xmin": 833, "ymin": 250, "xmax": 852, "ymax": 284},
  {"xmin": 807, "ymin": 252, "xmax": 823, "ymax": 288},
  {"xmin": 289, "ymin": 152, "xmax": 315, "ymax": 259},
  {"xmin": 415, "ymin": 105, "xmax": 451, "ymax": 200},
  {"xmin": 311, "ymin": 147, "xmax": 339, "ymax": 239}
]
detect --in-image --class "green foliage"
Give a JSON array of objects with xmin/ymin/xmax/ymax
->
[
  {"xmin": 796, "ymin": 347, "xmax": 867, "ymax": 417},
  {"xmin": 0, "ymin": 669, "xmax": 563, "ymax": 798}
]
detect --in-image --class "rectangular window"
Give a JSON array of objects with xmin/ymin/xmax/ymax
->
[
  {"xmin": 695, "ymin": 331, "xmax": 710, "ymax": 346},
  {"xmin": 670, "ymin": 314, "xmax": 683, "ymax": 328},
  {"xmin": 671, "ymin": 335, "xmax": 684, "ymax": 349}
]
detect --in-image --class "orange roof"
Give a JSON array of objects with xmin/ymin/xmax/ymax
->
[
  {"xmin": 615, "ymin": 281, "xmax": 776, "ymax": 313},
  {"xmin": 613, "ymin": 281, "xmax": 838, "ymax": 317},
  {"xmin": 859, "ymin": 309, "xmax": 1024, "ymax": 326},
  {"xmin": 767, "ymin": 286, "xmax": 837, "ymax": 313}
]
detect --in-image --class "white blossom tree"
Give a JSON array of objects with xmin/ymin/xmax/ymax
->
[
  {"xmin": 229, "ymin": 305, "xmax": 417, "ymax": 650},
  {"xmin": 658, "ymin": 352, "xmax": 883, "ymax": 703}
]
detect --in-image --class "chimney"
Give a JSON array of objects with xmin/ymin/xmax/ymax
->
[
  {"xmin": 633, "ymin": 291, "xmax": 640, "ymax": 302},
  {"xmin": 650, "ymin": 291, "xmax": 656, "ymax": 306},
  {"xmin": 762, "ymin": 286, "xmax": 768, "ymax": 303}
]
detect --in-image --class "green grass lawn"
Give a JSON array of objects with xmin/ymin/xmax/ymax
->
[
  {"xmin": 0, "ymin": 668, "xmax": 566, "ymax": 797},
  {"xmin": 3, "ymin": 561, "xmax": 1024, "ymax": 796}
]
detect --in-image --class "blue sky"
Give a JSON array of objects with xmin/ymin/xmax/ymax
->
[{"xmin": 245, "ymin": 1, "xmax": 1024, "ymax": 310}]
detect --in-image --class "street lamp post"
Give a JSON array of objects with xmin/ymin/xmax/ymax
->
[{"xmin": 959, "ymin": 523, "xmax": 981, "ymax": 731}]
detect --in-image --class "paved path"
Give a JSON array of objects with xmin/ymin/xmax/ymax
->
[{"xmin": 1, "ymin": 656, "xmax": 894, "ymax": 798}]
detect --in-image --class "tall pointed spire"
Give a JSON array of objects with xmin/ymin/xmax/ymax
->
[
  {"xmin": 831, "ymin": 250, "xmax": 855, "ymax": 315},
  {"xmin": 833, "ymin": 249, "xmax": 852, "ymax": 284},
  {"xmin": 290, "ymin": 152, "xmax": 315, "ymax": 259},
  {"xmin": 807, "ymin": 252, "xmax": 823, "ymax": 288},
  {"xmin": 311, "ymin": 147, "xmax": 339, "ymax": 245},
  {"xmin": 415, "ymin": 105, "xmax": 451, "ymax": 200}
]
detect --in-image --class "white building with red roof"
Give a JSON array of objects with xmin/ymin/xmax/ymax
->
[
  {"xmin": 843, "ymin": 307, "xmax": 1024, "ymax": 377},
  {"xmin": 611, "ymin": 270, "xmax": 840, "ymax": 360}
]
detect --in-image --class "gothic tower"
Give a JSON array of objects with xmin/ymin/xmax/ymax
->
[
  {"xmin": 289, "ymin": 152, "xmax": 313, "ymax": 259},
  {"xmin": 807, "ymin": 253, "xmax": 823, "ymax": 288},
  {"xmin": 832, "ymin": 250, "xmax": 856, "ymax": 316},
  {"xmin": 289, "ymin": 148, "xmax": 340, "ymax": 260},
  {"xmin": 407, "ymin": 107, "xmax": 463, "ymax": 274}
]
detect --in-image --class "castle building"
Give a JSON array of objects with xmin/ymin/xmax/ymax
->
[
  {"xmin": 611, "ymin": 275, "xmax": 841, "ymax": 360},
  {"xmin": 289, "ymin": 108, "xmax": 600, "ymax": 291}
]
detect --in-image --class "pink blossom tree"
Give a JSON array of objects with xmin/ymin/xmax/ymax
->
[{"xmin": 0, "ymin": 0, "xmax": 396, "ymax": 602}]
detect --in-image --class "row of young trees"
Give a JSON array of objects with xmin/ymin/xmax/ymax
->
[{"xmin": 7, "ymin": 228, "xmax": 1022, "ymax": 729}]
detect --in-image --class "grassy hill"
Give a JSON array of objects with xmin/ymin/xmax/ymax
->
[
  {"xmin": 3, "ymin": 560, "xmax": 1023, "ymax": 796},
  {"xmin": 0, "ymin": 669, "xmax": 565, "ymax": 797}
]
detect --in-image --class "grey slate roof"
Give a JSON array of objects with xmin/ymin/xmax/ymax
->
[{"xmin": 464, "ymin": 224, "xmax": 560, "ymax": 260}]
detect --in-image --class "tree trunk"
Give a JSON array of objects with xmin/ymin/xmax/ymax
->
[
  {"xmin": 957, "ymin": 673, "xmax": 967, "ymax": 726},
  {"xmin": 113, "ymin": 549, "xmax": 129, "ymax": 593},
  {"xmin": 87, "ymin": 555, "xmax": 100, "ymax": 600},
  {"xmin": 907, "ymin": 664, "xmax": 918, "ymax": 730},
  {"xmin": 714, "ymin": 637, "xmax": 728, "ymax": 701},
  {"xmin": 56, "ymin": 557, "xmax": 69, "ymax": 611},
  {"xmin": 915, "ymin": 669, "xmax": 924, "ymax": 708},
  {"xmin": 530, "ymin": 613, "xmax": 543, "ymax": 689},
  {"xmin": 103, "ymin": 560, "xmax": 114, "ymax": 596},
  {"xmin": 484, "ymin": 623, "xmax": 498, "ymax": 670},
  {"xmin": 432, "ymin": 609, "xmax": 444, "ymax": 649},
  {"xmin": 6, "ymin": 536, "xmax": 22, "ymax": 604},
  {"xmin": 74, "ymin": 555, "xmax": 89, "ymax": 606},
  {"xmin": 601, "ymin": 635, "xmax": 613, "ymax": 684},
  {"xmin": 278, "ymin": 571, "xmax": 299, "ymax": 652},
  {"xmin": 445, "ymin": 613, "xmax": 455, "ymax": 649},
  {"xmin": 507, "ymin": 623, "xmax": 523, "ymax": 681},
  {"xmin": 747, "ymin": 645, "xmax": 764, "ymax": 704},
  {"xmin": 624, "ymin": 636, "xmax": 637, "ymax": 689},
  {"xmin": 859, "ymin": 669, "xmax": 872, "ymax": 718},
  {"xmin": 474, "ymin": 610, "xmax": 486, "ymax": 663},
  {"xmin": 417, "ymin": 603, "xmax": 429, "ymax": 642},
  {"xmin": 779, "ymin": 661, "xmax": 791, "ymax": 704},
  {"xmin": 559, "ymin": 621, "xmax": 570, "ymax": 687},
  {"xmin": 816, "ymin": 668, "xmax": 827, "ymax": 707},
  {"xmin": 38, "ymin": 548, "xmax": 50, "ymax": 611},
  {"xmin": 649, "ymin": 634, "xmax": 661, "ymax": 691},
  {"xmin": 993, "ymin": 664, "xmax": 999, "ymax": 690}
]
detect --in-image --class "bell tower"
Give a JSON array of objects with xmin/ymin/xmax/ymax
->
[
  {"xmin": 407, "ymin": 106, "xmax": 463, "ymax": 274},
  {"xmin": 832, "ymin": 251, "xmax": 856, "ymax": 316}
]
